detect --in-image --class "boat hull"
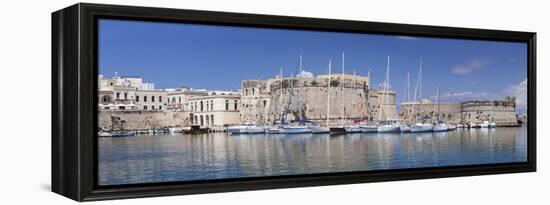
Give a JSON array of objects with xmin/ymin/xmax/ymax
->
[
  {"xmin": 283, "ymin": 127, "xmax": 311, "ymax": 134},
  {"xmin": 246, "ymin": 127, "xmax": 266, "ymax": 134},
  {"xmin": 344, "ymin": 126, "xmax": 361, "ymax": 133},
  {"xmin": 377, "ymin": 126, "xmax": 400, "ymax": 133},
  {"xmin": 411, "ymin": 125, "xmax": 433, "ymax": 133},
  {"xmin": 329, "ymin": 127, "xmax": 346, "ymax": 135},
  {"xmin": 359, "ymin": 126, "xmax": 378, "ymax": 133},
  {"xmin": 310, "ymin": 127, "xmax": 330, "ymax": 134},
  {"xmin": 266, "ymin": 128, "xmax": 286, "ymax": 134},
  {"xmin": 400, "ymin": 126, "xmax": 411, "ymax": 132}
]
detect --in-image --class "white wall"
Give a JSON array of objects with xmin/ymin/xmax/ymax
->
[{"xmin": 0, "ymin": 0, "xmax": 547, "ymax": 204}]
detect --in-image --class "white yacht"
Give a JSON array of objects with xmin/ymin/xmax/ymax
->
[
  {"xmin": 282, "ymin": 124, "xmax": 311, "ymax": 134},
  {"xmin": 433, "ymin": 122, "xmax": 449, "ymax": 132},
  {"xmin": 344, "ymin": 125, "xmax": 361, "ymax": 133},
  {"xmin": 228, "ymin": 123, "xmax": 265, "ymax": 134},
  {"xmin": 377, "ymin": 123, "xmax": 401, "ymax": 133},
  {"xmin": 411, "ymin": 123, "xmax": 433, "ymax": 133},
  {"xmin": 400, "ymin": 125, "xmax": 411, "ymax": 132},
  {"xmin": 310, "ymin": 126, "xmax": 330, "ymax": 134},
  {"xmin": 359, "ymin": 123, "xmax": 378, "ymax": 133}
]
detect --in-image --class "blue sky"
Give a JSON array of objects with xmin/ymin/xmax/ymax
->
[{"xmin": 98, "ymin": 19, "xmax": 527, "ymax": 109}]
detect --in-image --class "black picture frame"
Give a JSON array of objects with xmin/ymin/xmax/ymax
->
[{"xmin": 52, "ymin": 3, "xmax": 536, "ymax": 201}]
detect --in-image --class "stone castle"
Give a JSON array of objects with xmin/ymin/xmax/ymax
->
[
  {"xmin": 400, "ymin": 96, "xmax": 518, "ymax": 126},
  {"xmin": 240, "ymin": 74, "xmax": 398, "ymax": 126}
]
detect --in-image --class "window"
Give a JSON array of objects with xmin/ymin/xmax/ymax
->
[
  {"xmin": 263, "ymin": 100, "xmax": 267, "ymax": 108},
  {"xmin": 136, "ymin": 95, "xmax": 139, "ymax": 102},
  {"xmin": 211, "ymin": 114, "xmax": 214, "ymax": 125},
  {"xmin": 159, "ymin": 96, "xmax": 162, "ymax": 102},
  {"xmin": 194, "ymin": 116, "xmax": 198, "ymax": 125},
  {"xmin": 119, "ymin": 106, "xmax": 125, "ymax": 110},
  {"xmin": 200, "ymin": 101, "xmax": 203, "ymax": 111},
  {"xmin": 152, "ymin": 106, "xmax": 156, "ymax": 110},
  {"xmin": 171, "ymin": 97, "xmax": 176, "ymax": 104},
  {"xmin": 159, "ymin": 106, "xmax": 162, "ymax": 110},
  {"xmin": 179, "ymin": 97, "xmax": 181, "ymax": 103},
  {"xmin": 235, "ymin": 100, "xmax": 238, "ymax": 110},
  {"xmin": 252, "ymin": 88, "xmax": 255, "ymax": 95},
  {"xmin": 124, "ymin": 92, "xmax": 128, "ymax": 99},
  {"xmin": 144, "ymin": 96, "xmax": 148, "ymax": 102},
  {"xmin": 206, "ymin": 115, "xmax": 209, "ymax": 125},
  {"xmin": 210, "ymin": 100, "xmax": 213, "ymax": 111},
  {"xmin": 143, "ymin": 106, "xmax": 147, "ymax": 110},
  {"xmin": 225, "ymin": 100, "xmax": 229, "ymax": 111},
  {"xmin": 116, "ymin": 92, "xmax": 120, "ymax": 99},
  {"xmin": 245, "ymin": 89, "xmax": 248, "ymax": 96},
  {"xmin": 200, "ymin": 115, "xmax": 204, "ymax": 126},
  {"xmin": 152, "ymin": 96, "xmax": 155, "ymax": 102}
]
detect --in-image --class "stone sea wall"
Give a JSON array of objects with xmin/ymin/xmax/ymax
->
[{"xmin": 98, "ymin": 111, "xmax": 191, "ymax": 131}]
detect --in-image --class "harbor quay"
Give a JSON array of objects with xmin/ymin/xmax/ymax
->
[{"xmin": 97, "ymin": 73, "xmax": 521, "ymax": 132}]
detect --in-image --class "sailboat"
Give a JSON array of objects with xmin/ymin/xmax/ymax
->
[
  {"xmin": 432, "ymin": 81, "xmax": 449, "ymax": 132},
  {"xmin": 267, "ymin": 67, "xmax": 287, "ymax": 134},
  {"xmin": 400, "ymin": 72, "xmax": 412, "ymax": 132},
  {"xmin": 310, "ymin": 59, "xmax": 331, "ymax": 134},
  {"xmin": 280, "ymin": 55, "xmax": 311, "ymax": 134},
  {"xmin": 410, "ymin": 58, "xmax": 433, "ymax": 133},
  {"xmin": 359, "ymin": 68, "xmax": 378, "ymax": 133},
  {"xmin": 377, "ymin": 56, "xmax": 400, "ymax": 133},
  {"xmin": 344, "ymin": 69, "xmax": 361, "ymax": 133}
]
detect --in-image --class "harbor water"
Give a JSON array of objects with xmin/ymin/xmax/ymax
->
[{"xmin": 98, "ymin": 126, "xmax": 527, "ymax": 185}]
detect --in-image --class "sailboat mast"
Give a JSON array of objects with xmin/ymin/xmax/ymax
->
[
  {"xmin": 386, "ymin": 56, "xmax": 391, "ymax": 122},
  {"xmin": 407, "ymin": 72, "xmax": 411, "ymax": 103},
  {"xmin": 299, "ymin": 51, "xmax": 303, "ymax": 73},
  {"xmin": 279, "ymin": 67, "xmax": 284, "ymax": 123},
  {"xmin": 327, "ymin": 59, "xmax": 332, "ymax": 127},
  {"xmin": 436, "ymin": 81, "xmax": 441, "ymax": 121},
  {"xmin": 367, "ymin": 68, "xmax": 372, "ymax": 122},
  {"xmin": 341, "ymin": 52, "xmax": 345, "ymax": 126}
]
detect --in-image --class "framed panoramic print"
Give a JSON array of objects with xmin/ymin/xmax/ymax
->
[{"xmin": 52, "ymin": 3, "xmax": 536, "ymax": 201}]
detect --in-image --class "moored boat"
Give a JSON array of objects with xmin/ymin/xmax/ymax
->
[
  {"xmin": 110, "ymin": 131, "xmax": 135, "ymax": 137},
  {"xmin": 400, "ymin": 125, "xmax": 411, "ymax": 132},
  {"xmin": 411, "ymin": 123, "xmax": 433, "ymax": 133},
  {"xmin": 377, "ymin": 123, "xmax": 400, "ymax": 133},
  {"xmin": 310, "ymin": 126, "xmax": 330, "ymax": 134},
  {"xmin": 344, "ymin": 125, "xmax": 361, "ymax": 133},
  {"xmin": 433, "ymin": 123, "xmax": 449, "ymax": 132},
  {"xmin": 282, "ymin": 124, "xmax": 311, "ymax": 134},
  {"xmin": 448, "ymin": 124, "xmax": 457, "ymax": 130},
  {"xmin": 359, "ymin": 123, "xmax": 378, "ymax": 133}
]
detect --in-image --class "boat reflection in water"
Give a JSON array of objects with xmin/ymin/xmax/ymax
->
[{"xmin": 98, "ymin": 126, "xmax": 527, "ymax": 186}]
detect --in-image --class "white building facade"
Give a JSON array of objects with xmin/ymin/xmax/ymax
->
[
  {"xmin": 188, "ymin": 94, "xmax": 241, "ymax": 128},
  {"xmin": 98, "ymin": 75, "xmax": 167, "ymax": 111}
]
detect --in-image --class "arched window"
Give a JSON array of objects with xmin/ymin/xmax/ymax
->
[
  {"xmin": 172, "ymin": 97, "xmax": 176, "ymax": 104},
  {"xmin": 211, "ymin": 114, "xmax": 214, "ymax": 125},
  {"xmin": 200, "ymin": 101, "xmax": 204, "ymax": 111},
  {"xmin": 210, "ymin": 100, "xmax": 213, "ymax": 111},
  {"xmin": 205, "ymin": 115, "xmax": 210, "ymax": 125},
  {"xmin": 194, "ymin": 116, "xmax": 198, "ymax": 125},
  {"xmin": 200, "ymin": 115, "xmax": 204, "ymax": 126}
]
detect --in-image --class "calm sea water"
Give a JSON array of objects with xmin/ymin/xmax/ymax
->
[{"xmin": 98, "ymin": 126, "xmax": 527, "ymax": 185}]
